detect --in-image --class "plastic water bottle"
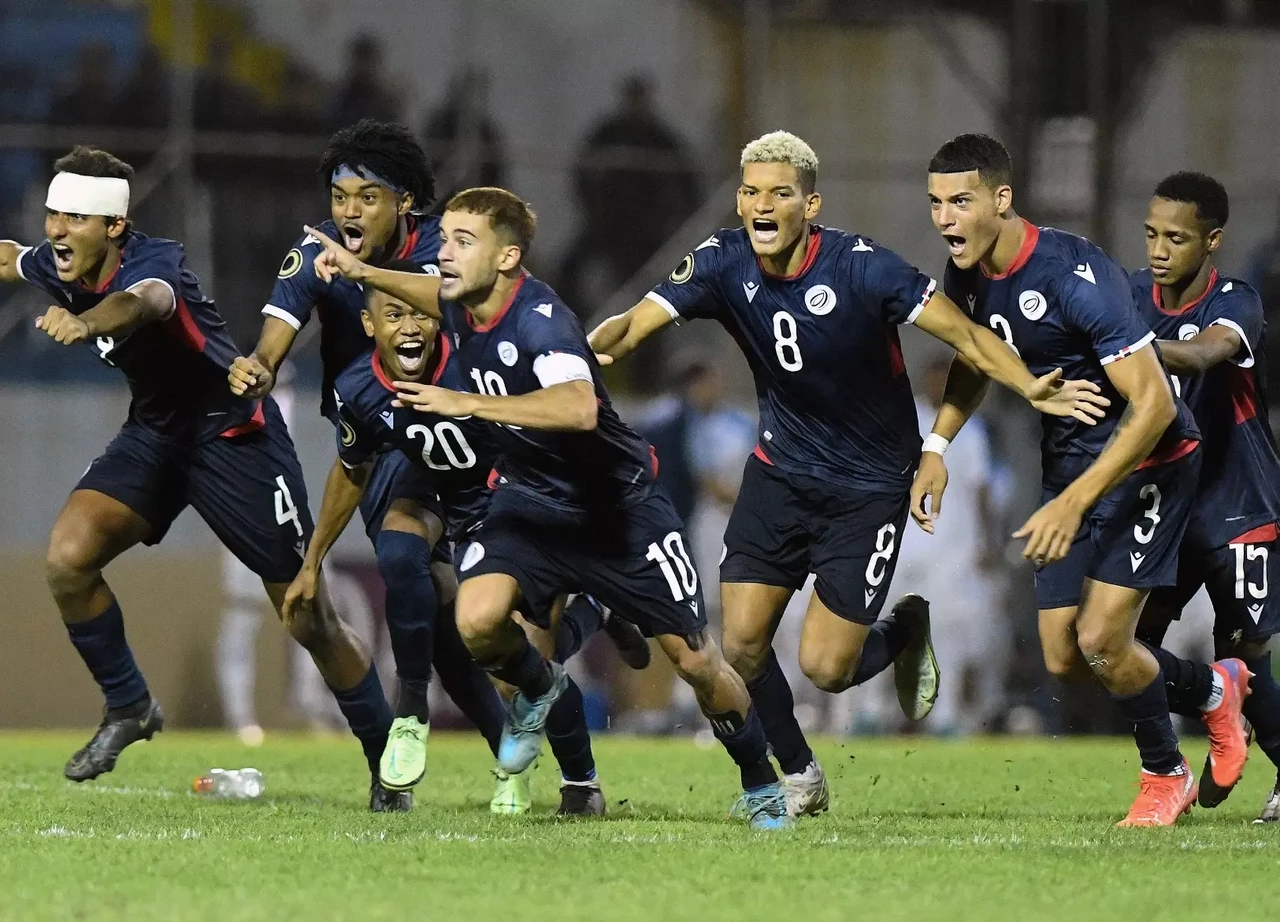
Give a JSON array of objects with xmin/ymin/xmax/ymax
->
[{"xmin": 192, "ymin": 768, "xmax": 265, "ymax": 800}]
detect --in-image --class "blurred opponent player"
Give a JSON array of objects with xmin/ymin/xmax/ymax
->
[
  {"xmin": 1129, "ymin": 172, "xmax": 1280, "ymax": 822},
  {"xmin": 0, "ymin": 147, "xmax": 404, "ymax": 810},
  {"xmin": 916, "ymin": 135, "xmax": 1247, "ymax": 826},
  {"xmin": 588, "ymin": 131, "xmax": 1107, "ymax": 817}
]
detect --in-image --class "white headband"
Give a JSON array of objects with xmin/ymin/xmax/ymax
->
[{"xmin": 46, "ymin": 172, "xmax": 130, "ymax": 218}]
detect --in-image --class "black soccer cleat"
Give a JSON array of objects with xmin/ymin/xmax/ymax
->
[
  {"xmin": 557, "ymin": 782, "xmax": 606, "ymax": 817},
  {"xmin": 602, "ymin": 612, "xmax": 651, "ymax": 671},
  {"xmin": 64, "ymin": 697, "xmax": 165, "ymax": 782},
  {"xmin": 369, "ymin": 776, "xmax": 414, "ymax": 813}
]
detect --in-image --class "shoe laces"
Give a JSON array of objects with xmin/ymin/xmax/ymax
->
[
  {"xmin": 734, "ymin": 786, "xmax": 787, "ymax": 820},
  {"xmin": 389, "ymin": 721, "xmax": 424, "ymax": 743}
]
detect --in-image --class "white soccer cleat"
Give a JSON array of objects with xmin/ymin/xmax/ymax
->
[
  {"xmin": 783, "ymin": 759, "xmax": 830, "ymax": 818},
  {"xmin": 889, "ymin": 594, "xmax": 940, "ymax": 722},
  {"xmin": 236, "ymin": 724, "xmax": 265, "ymax": 747},
  {"xmin": 1255, "ymin": 784, "xmax": 1280, "ymax": 824}
]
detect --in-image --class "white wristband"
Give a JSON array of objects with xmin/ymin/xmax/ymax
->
[{"xmin": 921, "ymin": 433, "xmax": 950, "ymax": 456}]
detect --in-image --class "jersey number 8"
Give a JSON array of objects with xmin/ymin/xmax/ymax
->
[{"xmin": 772, "ymin": 311, "xmax": 803, "ymax": 372}]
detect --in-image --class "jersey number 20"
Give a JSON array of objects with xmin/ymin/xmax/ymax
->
[{"xmin": 407, "ymin": 422, "xmax": 477, "ymax": 471}]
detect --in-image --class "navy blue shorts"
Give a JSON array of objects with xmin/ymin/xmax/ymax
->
[
  {"xmin": 356, "ymin": 448, "xmax": 444, "ymax": 542},
  {"xmin": 1034, "ymin": 447, "xmax": 1201, "ymax": 610},
  {"xmin": 1146, "ymin": 523, "xmax": 1280, "ymax": 644},
  {"xmin": 457, "ymin": 487, "xmax": 707, "ymax": 639},
  {"xmin": 720, "ymin": 455, "xmax": 909, "ymax": 625},
  {"xmin": 77, "ymin": 399, "xmax": 311, "ymax": 584}
]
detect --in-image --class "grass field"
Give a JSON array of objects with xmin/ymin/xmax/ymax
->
[{"xmin": 0, "ymin": 732, "xmax": 1276, "ymax": 922}]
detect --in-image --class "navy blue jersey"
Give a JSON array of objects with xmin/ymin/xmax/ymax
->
[
  {"xmin": 439, "ymin": 272, "xmax": 658, "ymax": 520},
  {"xmin": 265, "ymin": 215, "xmax": 440, "ymax": 419},
  {"xmin": 1132, "ymin": 267, "xmax": 1280, "ymax": 547},
  {"xmin": 943, "ymin": 221, "xmax": 1199, "ymax": 489},
  {"xmin": 18, "ymin": 231, "xmax": 259, "ymax": 440},
  {"xmin": 647, "ymin": 226, "xmax": 934, "ymax": 493},
  {"xmin": 334, "ymin": 337, "xmax": 494, "ymax": 542}
]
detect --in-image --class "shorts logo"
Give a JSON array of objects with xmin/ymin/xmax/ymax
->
[
  {"xmin": 1178, "ymin": 323, "xmax": 1200, "ymax": 341},
  {"xmin": 805, "ymin": 284, "xmax": 836, "ymax": 316},
  {"xmin": 460, "ymin": 542, "xmax": 485, "ymax": 572},
  {"xmin": 1248, "ymin": 604, "xmax": 1264, "ymax": 623},
  {"xmin": 497, "ymin": 341, "xmax": 518, "ymax": 366},
  {"xmin": 1018, "ymin": 289, "xmax": 1047, "ymax": 320},
  {"xmin": 670, "ymin": 253, "xmax": 695, "ymax": 284},
  {"xmin": 277, "ymin": 248, "xmax": 303, "ymax": 279}
]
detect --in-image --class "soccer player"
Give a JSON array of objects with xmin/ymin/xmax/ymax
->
[
  {"xmin": 284, "ymin": 259, "xmax": 610, "ymax": 816},
  {"xmin": 0, "ymin": 147, "xmax": 406, "ymax": 810},
  {"xmin": 1130, "ymin": 172, "xmax": 1280, "ymax": 822},
  {"xmin": 587, "ymin": 131, "xmax": 1108, "ymax": 817},
  {"xmin": 916, "ymin": 134, "xmax": 1246, "ymax": 826},
  {"xmin": 227, "ymin": 121, "xmax": 644, "ymax": 807},
  {"xmin": 306, "ymin": 187, "xmax": 796, "ymax": 829}
]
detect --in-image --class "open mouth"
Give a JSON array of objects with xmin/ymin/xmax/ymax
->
[
  {"xmin": 395, "ymin": 340, "xmax": 426, "ymax": 373},
  {"xmin": 52, "ymin": 243, "xmax": 74, "ymax": 271},
  {"xmin": 751, "ymin": 219, "xmax": 779, "ymax": 245},
  {"xmin": 942, "ymin": 234, "xmax": 966, "ymax": 257},
  {"xmin": 340, "ymin": 224, "xmax": 364, "ymax": 253}
]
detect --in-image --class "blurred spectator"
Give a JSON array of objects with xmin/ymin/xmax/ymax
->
[
  {"xmin": 270, "ymin": 60, "xmax": 331, "ymax": 136},
  {"xmin": 48, "ymin": 42, "xmax": 116, "ymax": 129},
  {"xmin": 423, "ymin": 69, "xmax": 506, "ymax": 209},
  {"xmin": 559, "ymin": 74, "xmax": 699, "ymax": 316},
  {"xmin": 194, "ymin": 37, "xmax": 261, "ymax": 131},
  {"xmin": 110, "ymin": 44, "xmax": 170, "ymax": 170},
  {"xmin": 1245, "ymin": 219, "xmax": 1280, "ymax": 433},
  {"xmin": 332, "ymin": 34, "xmax": 400, "ymax": 127}
]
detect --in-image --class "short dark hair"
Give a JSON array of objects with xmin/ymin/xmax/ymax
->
[
  {"xmin": 928, "ymin": 134, "xmax": 1013, "ymax": 188},
  {"xmin": 363, "ymin": 258, "xmax": 426, "ymax": 307},
  {"xmin": 318, "ymin": 119, "xmax": 435, "ymax": 210},
  {"xmin": 1153, "ymin": 171, "xmax": 1229, "ymax": 231},
  {"xmin": 445, "ymin": 187, "xmax": 537, "ymax": 256},
  {"xmin": 53, "ymin": 145, "xmax": 134, "ymax": 182}
]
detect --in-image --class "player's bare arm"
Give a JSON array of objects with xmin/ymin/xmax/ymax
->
[
  {"xmin": 914, "ymin": 291, "xmax": 1110, "ymax": 423},
  {"xmin": 36, "ymin": 281, "xmax": 173, "ymax": 345},
  {"xmin": 303, "ymin": 224, "xmax": 442, "ymax": 319},
  {"xmin": 229, "ymin": 317, "xmax": 298, "ymax": 399},
  {"xmin": 910, "ymin": 354, "xmax": 990, "ymax": 534},
  {"xmin": 1157, "ymin": 325, "xmax": 1243, "ymax": 375},
  {"xmin": 0, "ymin": 240, "xmax": 24, "ymax": 282},
  {"xmin": 1013, "ymin": 344, "xmax": 1175, "ymax": 564},
  {"xmin": 393, "ymin": 379, "xmax": 598, "ymax": 431},
  {"xmin": 283, "ymin": 456, "xmax": 371, "ymax": 626},
  {"xmin": 587, "ymin": 297, "xmax": 676, "ymax": 365}
]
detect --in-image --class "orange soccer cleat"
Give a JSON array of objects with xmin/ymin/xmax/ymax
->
[
  {"xmin": 1199, "ymin": 658, "xmax": 1254, "ymax": 807},
  {"xmin": 1116, "ymin": 761, "xmax": 1197, "ymax": 827}
]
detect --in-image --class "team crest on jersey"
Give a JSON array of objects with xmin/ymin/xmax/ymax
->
[
  {"xmin": 460, "ymin": 542, "xmax": 485, "ymax": 571},
  {"xmin": 498, "ymin": 341, "xmax": 519, "ymax": 366},
  {"xmin": 805, "ymin": 284, "xmax": 836, "ymax": 316},
  {"xmin": 1178, "ymin": 323, "xmax": 1200, "ymax": 341},
  {"xmin": 1018, "ymin": 289, "xmax": 1047, "ymax": 320},
  {"xmin": 278, "ymin": 248, "xmax": 303, "ymax": 279},
  {"xmin": 670, "ymin": 253, "xmax": 695, "ymax": 284}
]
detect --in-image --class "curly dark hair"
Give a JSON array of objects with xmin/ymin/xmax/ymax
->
[
  {"xmin": 318, "ymin": 119, "xmax": 435, "ymax": 210},
  {"xmin": 1154, "ymin": 171, "xmax": 1229, "ymax": 231}
]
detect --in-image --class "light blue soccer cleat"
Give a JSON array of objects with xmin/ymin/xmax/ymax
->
[
  {"xmin": 730, "ymin": 783, "xmax": 794, "ymax": 830},
  {"xmin": 497, "ymin": 661, "xmax": 568, "ymax": 774}
]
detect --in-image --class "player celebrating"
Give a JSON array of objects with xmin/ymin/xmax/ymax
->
[
  {"xmin": 587, "ymin": 131, "xmax": 1108, "ymax": 817},
  {"xmin": 1129, "ymin": 172, "xmax": 1280, "ymax": 822},
  {"xmin": 284, "ymin": 260, "xmax": 610, "ymax": 816},
  {"xmin": 0, "ymin": 147, "xmax": 405, "ymax": 810},
  {"xmin": 916, "ymin": 134, "xmax": 1246, "ymax": 826}
]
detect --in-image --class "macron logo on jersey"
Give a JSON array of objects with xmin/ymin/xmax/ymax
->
[
  {"xmin": 534, "ymin": 303, "xmax": 554, "ymax": 318},
  {"xmin": 380, "ymin": 410, "xmax": 395, "ymax": 428},
  {"xmin": 695, "ymin": 236, "xmax": 720, "ymax": 251},
  {"xmin": 743, "ymin": 281, "xmax": 759, "ymax": 303},
  {"xmin": 1130, "ymin": 551, "xmax": 1145, "ymax": 572},
  {"xmin": 852, "ymin": 238, "xmax": 874, "ymax": 252},
  {"xmin": 1074, "ymin": 263, "xmax": 1096, "ymax": 285}
]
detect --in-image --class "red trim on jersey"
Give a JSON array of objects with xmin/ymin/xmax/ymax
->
[
  {"xmin": 758, "ymin": 227, "xmax": 822, "ymax": 280},
  {"xmin": 1137, "ymin": 437, "xmax": 1199, "ymax": 470},
  {"xmin": 649, "ymin": 444, "xmax": 660, "ymax": 478},
  {"xmin": 220, "ymin": 401, "xmax": 266, "ymax": 438},
  {"xmin": 1152, "ymin": 267, "xmax": 1218, "ymax": 316},
  {"xmin": 981, "ymin": 220, "xmax": 1039, "ymax": 280},
  {"xmin": 371, "ymin": 349, "xmax": 395, "ymax": 391},
  {"xmin": 1231, "ymin": 365, "xmax": 1258, "ymax": 423},
  {"xmin": 169, "ymin": 297, "xmax": 207, "ymax": 352},
  {"xmin": 394, "ymin": 217, "xmax": 420, "ymax": 260},
  {"xmin": 885, "ymin": 324, "xmax": 906, "ymax": 377},
  {"xmin": 466, "ymin": 272, "xmax": 526, "ymax": 332},
  {"xmin": 79, "ymin": 252, "xmax": 123, "ymax": 294},
  {"xmin": 486, "ymin": 468, "xmax": 500, "ymax": 490},
  {"xmin": 430, "ymin": 333, "xmax": 452, "ymax": 385},
  {"xmin": 752, "ymin": 444, "xmax": 773, "ymax": 465},
  {"xmin": 1230, "ymin": 522, "xmax": 1278, "ymax": 545}
]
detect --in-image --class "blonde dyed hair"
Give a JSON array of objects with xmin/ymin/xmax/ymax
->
[{"xmin": 740, "ymin": 131, "xmax": 819, "ymax": 193}]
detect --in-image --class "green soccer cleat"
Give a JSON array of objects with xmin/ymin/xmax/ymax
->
[
  {"xmin": 379, "ymin": 716, "xmax": 429, "ymax": 792},
  {"xmin": 490, "ymin": 764, "xmax": 533, "ymax": 815}
]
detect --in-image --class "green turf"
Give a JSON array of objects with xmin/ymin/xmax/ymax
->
[{"xmin": 0, "ymin": 732, "xmax": 1276, "ymax": 922}]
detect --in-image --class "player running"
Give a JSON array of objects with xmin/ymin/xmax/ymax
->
[
  {"xmin": 916, "ymin": 134, "xmax": 1246, "ymax": 826},
  {"xmin": 1128, "ymin": 172, "xmax": 1279, "ymax": 822},
  {"xmin": 307, "ymin": 187, "xmax": 796, "ymax": 828},
  {"xmin": 283, "ymin": 259, "xmax": 612, "ymax": 816},
  {"xmin": 587, "ymin": 131, "xmax": 1108, "ymax": 817},
  {"xmin": 0, "ymin": 147, "xmax": 405, "ymax": 810}
]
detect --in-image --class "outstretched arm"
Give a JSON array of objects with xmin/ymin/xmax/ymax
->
[
  {"xmin": 35, "ymin": 280, "xmax": 174, "ymax": 345},
  {"xmin": 229, "ymin": 317, "xmax": 298, "ymax": 398},
  {"xmin": 0, "ymin": 240, "xmax": 26, "ymax": 283},
  {"xmin": 283, "ymin": 456, "xmax": 371, "ymax": 625},
  {"xmin": 393, "ymin": 379, "xmax": 598, "ymax": 431},
  {"xmin": 588, "ymin": 297, "xmax": 676, "ymax": 365},
  {"xmin": 1158, "ymin": 325, "xmax": 1242, "ymax": 375},
  {"xmin": 910, "ymin": 355, "xmax": 991, "ymax": 534},
  {"xmin": 303, "ymin": 224, "xmax": 442, "ymax": 319}
]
